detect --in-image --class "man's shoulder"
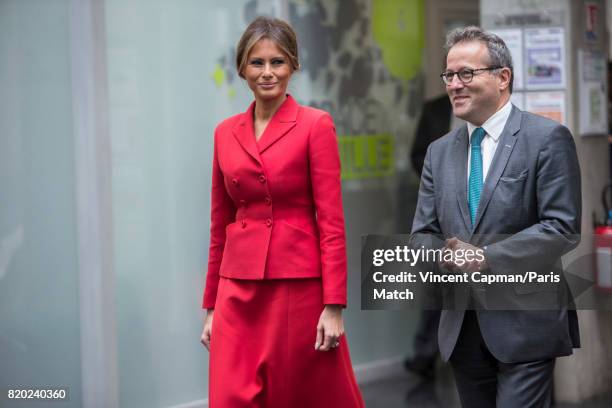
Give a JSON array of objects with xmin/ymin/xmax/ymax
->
[
  {"xmin": 514, "ymin": 108, "xmax": 569, "ymax": 141},
  {"xmin": 519, "ymin": 109, "xmax": 561, "ymax": 128}
]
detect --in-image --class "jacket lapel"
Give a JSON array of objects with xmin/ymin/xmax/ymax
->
[
  {"xmin": 232, "ymin": 101, "xmax": 263, "ymax": 166},
  {"xmin": 471, "ymin": 106, "xmax": 522, "ymax": 232},
  {"xmin": 454, "ymin": 125, "xmax": 472, "ymax": 232},
  {"xmin": 257, "ymin": 95, "xmax": 298, "ymax": 154}
]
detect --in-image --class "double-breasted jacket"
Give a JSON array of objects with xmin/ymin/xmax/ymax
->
[{"xmin": 202, "ymin": 95, "xmax": 347, "ymax": 309}]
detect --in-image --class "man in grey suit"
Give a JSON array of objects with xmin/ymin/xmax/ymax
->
[{"xmin": 411, "ymin": 27, "xmax": 581, "ymax": 407}]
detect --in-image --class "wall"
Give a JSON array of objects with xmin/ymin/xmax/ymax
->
[{"xmin": 0, "ymin": 1, "xmax": 82, "ymax": 407}]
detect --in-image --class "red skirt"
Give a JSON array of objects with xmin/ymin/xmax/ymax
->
[{"xmin": 209, "ymin": 277, "xmax": 365, "ymax": 408}]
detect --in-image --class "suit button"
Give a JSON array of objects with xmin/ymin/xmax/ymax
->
[
  {"xmin": 241, "ymin": 219, "xmax": 247, "ymax": 228},
  {"xmin": 258, "ymin": 174, "xmax": 266, "ymax": 183},
  {"xmin": 264, "ymin": 196, "xmax": 271, "ymax": 206},
  {"xmin": 232, "ymin": 178, "xmax": 239, "ymax": 186},
  {"xmin": 239, "ymin": 199, "xmax": 247, "ymax": 207},
  {"xmin": 266, "ymin": 218, "xmax": 272, "ymax": 227}
]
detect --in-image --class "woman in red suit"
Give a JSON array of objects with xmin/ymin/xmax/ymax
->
[{"xmin": 200, "ymin": 16, "xmax": 365, "ymax": 408}]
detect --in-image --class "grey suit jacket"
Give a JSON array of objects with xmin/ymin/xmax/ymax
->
[{"xmin": 411, "ymin": 105, "xmax": 581, "ymax": 363}]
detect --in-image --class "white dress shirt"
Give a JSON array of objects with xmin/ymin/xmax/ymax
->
[{"xmin": 466, "ymin": 100, "xmax": 513, "ymax": 184}]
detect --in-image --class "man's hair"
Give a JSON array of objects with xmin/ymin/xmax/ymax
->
[{"xmin": 445, "ymin": 26, "xmax": 514, "ymax": 93}]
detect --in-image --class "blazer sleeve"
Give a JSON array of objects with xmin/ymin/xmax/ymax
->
[
  {"xmin": 308, "ymin": 113, "xmax": 348, "ymax": 306},
  {"xmin": 202, "ymin": 130, "xmax": 237, "ymax": 309},
  {"xmin": 410, "ymin": 143, "xmax": 446, "ymax": 251}
]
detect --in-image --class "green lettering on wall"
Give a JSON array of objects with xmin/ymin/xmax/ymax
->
[{"xmin": 338, "ymin": 134, "xmax": 395, "ymax": 180}]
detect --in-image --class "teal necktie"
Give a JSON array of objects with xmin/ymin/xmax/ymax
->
[{"xmin": 468, "ymin": 127, "xmax": 485, "ymax": 225}]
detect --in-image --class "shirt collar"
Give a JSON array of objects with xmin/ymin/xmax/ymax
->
[{"xmin": 467, "ymin": 99, "xmax": 513, "ymax": 143}]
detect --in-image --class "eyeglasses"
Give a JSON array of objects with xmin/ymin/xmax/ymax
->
[{"xmin": 440, "ymin": 66, "xmax": 502, "ymax": 85}]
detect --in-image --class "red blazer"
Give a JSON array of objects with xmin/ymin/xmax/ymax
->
[{"xmin": 202, "ymin": 95, "xmax": 347, "ymax": 309}]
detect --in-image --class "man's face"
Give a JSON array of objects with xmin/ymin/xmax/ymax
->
[{"xmin": 445, "ymin": 41, "xmax": 506, "ymax": 126}]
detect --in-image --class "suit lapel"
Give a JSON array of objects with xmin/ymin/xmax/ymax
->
[
  {"xmin": 453, "ymin": 125, "xmax": 472, "ymax": 232},
  {"xmin": 257, "ymin": 94, "xmax": 298, "ymax": 154},
  {"xmin": 472, "ymin": 106, "xmax": 522, "ymax": 232},
  {"xmin": 232, "ymin": 101, "xmax": 263, "ymax": 166}
]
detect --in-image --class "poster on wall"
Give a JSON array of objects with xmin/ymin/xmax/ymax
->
[
  {"xmin": 524, "ymin": 28, "xmax": 566, "ymax": 90},
  {"xmin": 524, "ymin": 91, "xmax": 566, "ymax": 124},
  {"xmin": 491, "ymin": 28, "xmax": 524, "ymax": 90},
  {"xmin": 578, "ymin": 49, "xmax": 608, "ymax": 136}
]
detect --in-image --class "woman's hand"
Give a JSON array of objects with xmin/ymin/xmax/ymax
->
[
  {"xmin": 315, "ymin": 304, "xmax": 344, "ymax": 351},
  {"xmin": 200, "ymin": 309, "xmax": 214, "ymax": 351}
]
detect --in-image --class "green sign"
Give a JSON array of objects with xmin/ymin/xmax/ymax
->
[{"xmin": 338, "ymin": 134, "xmax": 394, "ymax": 180}]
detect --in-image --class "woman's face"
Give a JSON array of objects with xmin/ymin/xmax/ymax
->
[{"xmin": 243, "ymin": 38, "xmax": 293, "ymax": 103}]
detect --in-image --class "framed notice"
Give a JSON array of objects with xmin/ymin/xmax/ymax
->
[
  {"xmin": 578, "ymin": 49, "xmax": 608, "ymax": 136},
  {"xmin": 525, "ymin": 28, "xmax": 566, "ymax": 90},
  {"xmin": 524, "ymin": 91, "xmax": 566, "ymax": 124}
]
